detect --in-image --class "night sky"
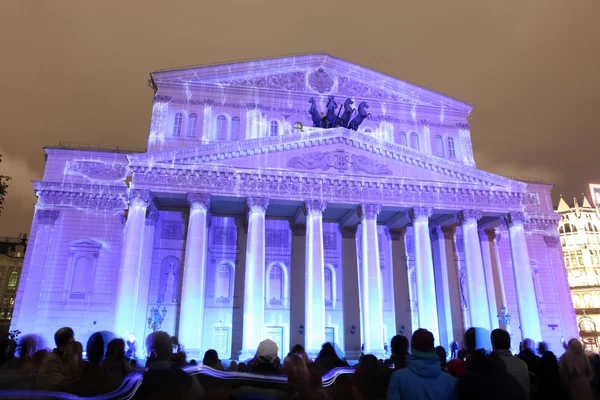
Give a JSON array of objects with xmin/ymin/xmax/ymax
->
[{"xmin": 1, "ymin": 1, "xmax": 599, "ymax": 236}]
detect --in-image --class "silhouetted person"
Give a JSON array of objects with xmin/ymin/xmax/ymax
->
[
  {"xmin": 315, "ymin": 342, "xmax": 348, "ymax": 373},
  {"xmin": 103, "ymin": 338, "xmax": 133, "ymax": 384},
  {"xmin": 518, "ymin": 338, "xmax": 541, "ymax": 377},
  {"xmin": 353, "ymin": 354, "xmax": 389, "ymax": 400},
  {"xmin": 202, "ymin": 349, "xmax": 223, "ymax": 370},
  {"xmin": 450, "ymin": 340, "xmax": 459, "ymax": 359},
  {"xmin": 387, "ymin": 328, "xmax": 456, "ymax": 400},
  {"xmin": 559, "ymin": 339, "xmax": 593, "ymax": 400},
  {"xmin": 384, "ymin": 335, "xmax": 409, "ymax": 370},
  {"xmin": 436, "ymin": 346, "xmax": 448, "ymax": 371},
  {"xmin": 37, "ymin": 327, "xmax": 75, "ymax": 390},
  {"xmin": 537, "ymin": 341, "xmax": 567, "ymax": 400},
  {"xmin": 248, "ymin": 339, "xmax": 283, "ymax": 375},
  {"xmin": 490, "ymin": 329, "xmax": 530, "ymax": 395}
]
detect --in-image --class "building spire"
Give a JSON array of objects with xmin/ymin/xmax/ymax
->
[{"xmin": 557, "ymin": 196, "xmax": 571, "ymax": 213}]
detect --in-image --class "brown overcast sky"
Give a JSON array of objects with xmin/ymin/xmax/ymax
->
[{"xmin": 0, "ymin": 0, "xmax": 599, "ymax": 236}]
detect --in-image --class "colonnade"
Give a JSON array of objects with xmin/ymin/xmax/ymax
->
[{"xmin": 113, "ymin": 190, "xmax": 543, "ymax": 358}]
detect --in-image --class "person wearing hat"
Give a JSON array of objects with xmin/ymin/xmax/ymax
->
[
  {"xmin": 248, "ymin": 339, "xmax": 283, "ymax": 375},
  {"xmin": 387, "ymin": 328, "xmax": 456, "ymax": 400}
]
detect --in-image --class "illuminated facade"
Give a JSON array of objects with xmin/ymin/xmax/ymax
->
[
  {"xmin": 0, "ymin": 234, "xmax": 26, "ymax": 330},
  {"xmin": 558, "ymin": 187, "xmax": 600, "ymax": 352},
  {"xmin": 12, "ymin": 54, "xmax": 577, "ymax": 359}
]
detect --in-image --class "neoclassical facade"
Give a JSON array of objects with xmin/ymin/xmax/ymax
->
[
  {"xmin": 558, "ymin": 187, "xmax": 600, "ymax": 352},
  {"xmin": 12, "ymin": 54, "xmax": 577, "ymax": 359}
]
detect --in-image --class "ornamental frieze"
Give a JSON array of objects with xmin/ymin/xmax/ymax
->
[
  {"xmin": 287, "ymin": 150, "xmax": 392, "ymax": 175},
  {"xmin": 65, "ymin": 161, "xmax": 129, "ymax": 181},
  {"xmin": 36, "ymin": 190, "xmax": 128, "ymax": 210}
]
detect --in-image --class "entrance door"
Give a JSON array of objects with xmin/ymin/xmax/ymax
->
[
  {"xmin": 214, "ymin": 327, "xmax": 229, "ymax": 359},
  {"xmin": 325, "ymin": 327, "xmax": 335, "ymax": 346},
  {"xmin": 265, "ymin": 326, "xmax": 284, "ymax": 359}
]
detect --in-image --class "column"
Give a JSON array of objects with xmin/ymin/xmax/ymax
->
[
  {"xmin": 505, "ymin": 212, "xmax": 543, "ymax": 343},
  {"xmin": 240, "ymin": 197, "xmax": 269, "ymax": 359},
  {"xmin": 289, "ymin": 223, "xmax": 306, "ymax": 351},
  {"xmin": 458, "ymin": 210, "xmax": 491, "ymax": 331},
  {"xmin": 389, "ymin": 228, "xmax": 412, "ymax": 336},
  {"xmin": 13, "ymin": 209, "xmax": 60, "ymax": 334},
  {"xmin": 409, "ymin": 207, "xmax": 439, "ymax": 340},
  {"xmin": 430, "ymin": 226, "xmax": 454, "ymax": 349},
  {"xmin": 304, "ymin": 200, "xmax": 327, "ymax": 355},
  {"xmin": 133, "ymin": 211, "xmax": 159, "ymax": 344},
  {"xmin": 358, "ymin": 203, "xmax": 385, "ymax": 357},
  {"xmin": 479, "ymin": 229, "xmax": 499, "ymax": 330},
  {"xmin": 340, "ymin": 225, "xmax": 361, "ymax": 360},
  {"xmin": 114, "ymin": 189, "xmax": 151, "ymax": 337},
  {"xmin": 492, "ymin": 233, "xmax": 510, "ymax": 332},
  {"xmin": 179, "ymin": 193, "xmax": 211, "ymax": 358}
]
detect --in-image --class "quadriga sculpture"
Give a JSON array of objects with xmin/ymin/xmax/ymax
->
[{"xmin": 347, "ymin": 102, "xmax": 371, "ymax": 131}]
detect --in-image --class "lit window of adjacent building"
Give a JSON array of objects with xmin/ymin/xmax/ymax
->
[
  {"xmin": 173, "ymin": 112, "xmax": 183, "ymax": 136},
  {"xmin": 294, "ymin": 122, "xmax": 303, "ymax": 133},
  {"xmin": 398, "ymin": 132, "xmax": 407, "ymax": 146},
  {"xmin": 435, "ymin": 135, "xmax": 444, "ymax": 157},
  {"xmin": 410, "ymin": 132, "xmax": 420, "ymax": 150},
  {"xmin": 187, "ymin": 113, "xmax": 198, "ymax": 137},
  {"xmin": 231, "ymin": 117, "xmax": 240, "ymax": 140},
  {"xmin": 580, "ymin": 318, "xmax": 596, "ymax": 332},
  {"xmin": 447, "ymin": 136, "xmax": 456, "ymax": 158},
  {"xmin": 7, "ymin": 271, "xmax": 18, "ymax": 290},
  {"xmin": 270, "ymin": 121, "xmax": 279, "ymax": 136},
  {"xmin": 217, "ymin": 115, "xmax": 227, "ymax": 140}
]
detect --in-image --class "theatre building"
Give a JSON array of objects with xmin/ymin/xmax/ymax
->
[{"xmin": 12, "ymin": 54, "xmax": 577, "ymax": 359}]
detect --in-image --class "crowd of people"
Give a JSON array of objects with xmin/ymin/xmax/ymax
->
[{"xmin": 0, "ymin": 325, "xmax": 598, "ymax": 399}]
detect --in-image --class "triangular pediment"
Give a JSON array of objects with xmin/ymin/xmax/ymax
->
[
  {"xmin": 68, "ymin": 238, "xmax": 103, "ymax": 249},
  {"xmin": 151, "ymin": 53, "xmax": 472, "ymax": 113},
  {"xmin": 130, "ymin": 128, "xmax": 524, "ymax": 191}
]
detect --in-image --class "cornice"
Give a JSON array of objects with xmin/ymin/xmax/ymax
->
[
  {"xmin": 33, "ymin": 181, "xmax": 128, "ymax": 210},
  {"xmin": 130, "ymin": 128, "xmax": 523, "ymax": 191}
]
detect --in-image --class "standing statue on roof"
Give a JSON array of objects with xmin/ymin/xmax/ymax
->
[
  {"xmin": 325, "ymin": 96, "xmax": 338, "ymax": 129},
  {"xmin": 308, "ymin": 97, "xmax": 322, "ymax": 128}
]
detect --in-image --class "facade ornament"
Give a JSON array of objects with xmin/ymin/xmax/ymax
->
[
  {"xmin": 408, "ymin": 207, "xmax": 433, "ymax": 223},
  {"xmin": 308, "ymin": 68, "xmax": 335, "ymax": 94},
  {"xmin": 266, "ymin": 230, "xmax": 289, "ymax": 247},
  {"xmin": 358, "ymin": 204, "xmax": 382, "ymax": 220},
  {"xmin": 287, "ymin": 149, "xmax": 392, "ymax": 175},
  {"xmin": 504, "ymin": 211, "xmax": 528, "ymax": 227},
  {"xmin": 145, "ymin": 211, "xmax": 159, "ymax": 226},
  {"xmin": 457, "ymin": 209, "xmax": 482, "ymax": 225},
  {"xmin": 161, "ymin": 221, "xmax": 185, "ymax": 240},
  {"xmin": 323, "ymin": 233, "xmax": 337, "ymax": 250},
  {"xmin": 247, "ymin": 197, "xmax": 269, "ymax": 214},
  {"xmin": 543, "ymin": 235, "xmax": 560, "ymax": 247},
  {"xmin": 213, "ymin": 228, "xmax": 237, "ymax": 245},
  {"xmin": 65, "ymin": 161, "xmax": 129, "ymax": 181},
  {"xmin": 304, "ymin": 199, "xmax": 327, "ymax": 215},
  {"xmin": 153, "ymin": 95, "xmax": 172, "ymax": 103},
  {"xmin": 187, "ymin": 193, "xmax": 211, "ymax": 211},
  {"xmin": 223, "ymin": 71, "xmax": 306, "ymax": 92},
  {"xmin": 36, "ymin": 209, "xmax": 60, "ymax": 224},
  {"xmin": 129, "ymin": 189, "xmax": 152, "ymax": 208}
]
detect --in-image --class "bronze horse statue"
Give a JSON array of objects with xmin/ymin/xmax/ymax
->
[
  {"xmin": 337, "ymin": 98, "xmax": 355, "ymax": 128},
  {"xmin": 348, "ymin": 102, "xmax": 371, "ymax": 131},
  {"xmin": 325, "ymin": 96, "xmax": 338, "ymax": 129},
  {"xmin": 308, "ymin": 97, "xmax": 323, "ymax": 128}
]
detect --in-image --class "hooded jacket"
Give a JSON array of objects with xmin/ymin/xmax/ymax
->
[{"xmin": 386, "ymin": 355, "xmax": 456, "ymax": 400}]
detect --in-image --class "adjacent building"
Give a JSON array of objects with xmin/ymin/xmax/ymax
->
[
  {"xmin": 0, "ymin": 234, "xmax": 27, "ymax": 331},
  {"xmin": 12, "ymin": 54, "xmax": 577, "ymax": 359},
  {"xmin": 558, "ymin": 185, "xmax": 600, "ymax": 352}
]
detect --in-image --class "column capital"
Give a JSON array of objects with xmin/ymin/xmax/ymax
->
[
  {"xmin": 339, "ymin": 225, "xmax": 358, "ymax": 239},
  {"xmin": 408, "ymin": 207, "xmax": 432, "ymax": 223},
  {"xmin": 304, "ymin": 199, "xmax": 327, "ymax": 216},
  {"xmin": 478, "ymin": 228, "xmax": 496, "ymax": 241},
  {"xmin": 36, "ymin": 209, "xmax": 60, "ymax": 225},
  {"xmin": 129, "ymin": 189, "xmax": 152, "ymax": 207},
  {"xmin": 145, "ymin": 211, "xmax": 159, "ymax": 226},
  {"xmin": 504, "ymin": 211, "xmax": 528, "ymax": 227},
  {"xmin": 187, "ymin": 193, "xmax": 211, "ymax": 211},
  {"xmin": 358, "ymin": 204, "xmax": 382, "ymax": 220},
  {"xmin": 388, "ymin": 228, "xmax": 404, "ymax": 241},
  {"xmin": 247, "ymin": 197, "xmax": 269, "ymax": 214},
  {"xmin": 153, "ymin": 95, "xmax": 172, "ymax": 103},
  {"xmin": 457, "ymin": 210, "xmax": 482, "ymax": 225}
]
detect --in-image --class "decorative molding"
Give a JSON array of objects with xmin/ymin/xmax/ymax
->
[
  {"xmin": 337, "ymin": 77, "xmax": 420, "ymax": 104},
  {"xmin": 129, "ymin": 189, "xmax": 152, "ymax": 207},
  {"xmin": 247, "ymin": 197, "xmax": 269, "ymax": 213},
  {"xmin": 358, "ymin": 204, "xmax": 382, "ymax": 220},
  {"xmin": 65, "ymin": 161, "xmax": 129, "ymax": 181},
  {"xmin": 153, "ymin": 95, "xmax": 172, "ymax": 103},
  {"xmin": 323, "ymin": 232, "xmax": 337, "ymax": 250},
  {"xmin": 409, "ymin": 207, "xmax": 433, "ymax": 223},
  {"xmin": 36, "ymin": 190, "xmax": 128, "ymax": 210},
  {"xmin": 224, "ymin": 71, "xmax": 306, "ymax": 92},
  {"xmin": 161, "ymin": 221, "xmax": 185, "ymax": 240},
  {"xmin": 457, "ymin": 209, "xmax": 482, "ymax": 225},
  {"xmin": 187, "ymin": 193, "xmax": 211, "ymax": 210},
  {"xmin": 213, "ymin": 228, "xmax": 237, "ymax": 245},
  {"xmin": 505, "ymin": 211, "xmax": 528, "ymax": 227},
  {"xmin": 146, "ymin": 211, "xmax": 159, "ymax": 226},
  {"xmin": 266, "ymin": 229, "xmax": 289, "ymax": 247},
  {"xmin": 36, "ymin": 209, "xmax": 60, "ymax": 224},
  {"xmin": 304, "ymin": 199, "xmax": 327, "ymax": 215},
  {"xmin": 287, "ymin": 149, "xmax": 392, "ymax": 175},
  {"xmin": 308, "ymin": 68, "xmax": 335, "ymax": 94},
  {"xmin": 544, "ymin": 235, "xmax": 560, "ymax": 247}
]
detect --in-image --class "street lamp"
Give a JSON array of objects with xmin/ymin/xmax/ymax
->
[{"xmin": 147, "ymin": 300, "xmax": 167, "ymax": 333}]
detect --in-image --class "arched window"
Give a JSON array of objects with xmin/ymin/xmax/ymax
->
[
  {"xmin": 587, "ymin": 222, "xmax": 599, "ymax": 232},
  {"xmin": 269, "ymin": 266, "xmax": 283, "ymax": 305},
  {"xmin": 71, "ymin": 257, "xmax": 89, "ymax": 293},
  {"xmin": 173, "ymin": 112, "xmax": 183, "ymax": 136},
  {"xmin": 187, "ymin": 113, "xmax": 198, "ymax": 137},
  {"xmin": 217, "ymin": 115, "xmax": 227, "ymax": 140},
  {"xmin": 270, "ymin": 120, "xmax": 279, "ymax": 136},
  {"xmin": 294, "ymin": 122, "xmax": 303, "ymax": 133},
  {"xmin": 447, "ymin": 136, "xmax": 456, "ymax": 158},
  {"xmin": 215, "ymin": 264, "xmax": 232, "ymax": 299},
  {"xmin": 435, "ymin": 135, "xmax": 444, "ymax": 157},
  {"xmin": 231, "ymin": 117, "xmax": 240, "ymax": 140},
  {"xmin": 410, "ymin": 132, "xmax": 419, "ymax": 150},
  {"xmin": 398, "ymin": 132, "xmax": 407, "ymax": 146},
  {"xmin": 7, "ymin": 271, "xmax": 18, "ymax": 290},
  {"xmin": 580, "ymin": 318, "xmax": 597, "ymax": 332},
  {"xmin": 572, "ymin": 294, "xmax": 580, "ymax": 308},
  {"xmin": 364, "ymin": 128, "xmax": 372, "ymax": 133},
  {"xmin": 560, "ymin": 223, "xmax": 577, "ymax": 234},
  {"xmin": 324, "ymin": 267, "xmax": 333, "ymax": 306}
]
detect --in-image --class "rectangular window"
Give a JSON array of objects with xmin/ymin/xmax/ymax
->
[
  {"xmin": 213, "ymin": 327, "xmax": 229, "ymax": 358},
  {"xmin": 325, "ymin": 327, "xmax": 335, "ymax": 345}
]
